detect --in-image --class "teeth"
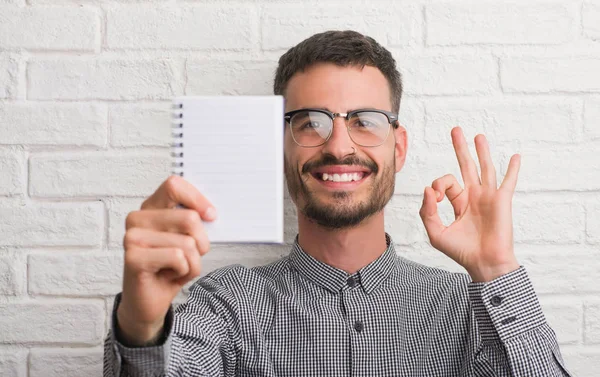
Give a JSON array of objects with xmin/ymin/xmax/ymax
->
[{"xmin": 321, "ymin": 172, "xmax": 364, "ymax": 182}]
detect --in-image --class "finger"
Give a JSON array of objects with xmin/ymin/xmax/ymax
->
[
  {"xmin": 124, "ymin": 228, "xmax": 202, "ymax": 279},
  {"xmin": 419, "ymin": 186, "xmax": 446, "ymax": 248},
  {"xmin": 474, "ymin": 134, "xmax": 497, "ymax": 188},
  {"xmin": 431, "ymin": 174, "xmax": 464, "ymax": 201},
  {"xmin": 142, "ymin": 176, "xmax": 217, "ymax": 221},
  {"xmin": 499, "ymin": 154, "xmax": 521, "ymax": 193},
  {"xmin": 430, "ymin": 174, "xmax": 469, "ymax": 218},
  {"xmin": 125, "ymin": 209, "xmax": 211, "ymax": 255},
  {"xmin": 125, "ymin": 246, "xmax": 189, "ymax": 278},
  {"xmin": 451, "ymin": 127, "xmax": 481, "ymax": 187}
]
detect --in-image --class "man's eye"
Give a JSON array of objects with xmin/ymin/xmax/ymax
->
[
  {"xmin": 356, "ymin": 120, "xmax": 377, "ymax": 128},
  {"xmin": 301, "ymin": 121, "xmax": 323, "ymax": 129}
]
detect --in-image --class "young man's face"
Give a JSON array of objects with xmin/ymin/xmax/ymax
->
[{"xmin": 284, "ymin": 63, "xmax": 407, "ymax": 229}]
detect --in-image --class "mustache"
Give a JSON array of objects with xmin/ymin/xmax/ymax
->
[{"xmin": 302, "ymin": 154, "xmax": 378, "ymax": 175}]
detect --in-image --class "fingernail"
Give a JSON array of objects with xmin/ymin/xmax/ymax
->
[{"xmin": 204, "ymin": 207, "xmax": 217, "ymax": 221}]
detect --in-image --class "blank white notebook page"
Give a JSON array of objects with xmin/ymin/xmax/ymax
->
[{"xmin": 173, "ymin": 96, "xmax": 284, "ymax": 243}]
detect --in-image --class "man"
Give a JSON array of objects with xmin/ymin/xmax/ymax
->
[{"xmin": 104, "ymin": 30, "xmax": 571, "ymax": 376}]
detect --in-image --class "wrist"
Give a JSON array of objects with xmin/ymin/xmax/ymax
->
[
  {"xmin": 116, "ymin": 306, "xmax": 165, "ymax": 347},
  {"xmin": 467, "ymin": 260, "xmax": 521, "ymax": 283}
]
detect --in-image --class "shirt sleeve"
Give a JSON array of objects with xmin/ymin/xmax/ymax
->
[
  {"xmin": 103, "ymin": 276, "xmax": 241, "ymax": 377},
  {"xmin": 466, "ymin": 266, "xmax": 572, "ymax": 376},
  {"xmin": 103, "ymin": 292, "xmax": 173, "ymax": 377}
]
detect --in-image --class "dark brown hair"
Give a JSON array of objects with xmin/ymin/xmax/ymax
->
[{"xmin": 273, "ymin": 30, "xmax": 403, "ymax": 113}]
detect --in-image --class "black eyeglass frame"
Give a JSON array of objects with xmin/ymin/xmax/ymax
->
[{"xmin": 284, "ymin": 108, "xmax": 400, "ymax": 148}]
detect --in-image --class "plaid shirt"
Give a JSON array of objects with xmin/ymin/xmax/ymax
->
[{"xmin": 104, "ymin": 235, "xmax": 572, "ymax": 376}]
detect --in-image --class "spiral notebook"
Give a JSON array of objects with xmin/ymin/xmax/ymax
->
[{"xmin": 172, "ymin": 96, "xmax": 284, "ymax": 243}]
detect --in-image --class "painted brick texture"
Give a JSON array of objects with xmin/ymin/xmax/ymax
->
[{"xmin": 0, "ymin": 1, "xmax": 598, "ymax": 375}]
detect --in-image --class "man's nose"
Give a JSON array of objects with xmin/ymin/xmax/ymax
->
[{"xmin": 320, "ymin": 117, "xmax": 356, "ymax": 158}]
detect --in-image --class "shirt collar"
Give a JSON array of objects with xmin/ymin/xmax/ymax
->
[{"xmin": 289, "ymin": 233, "xmax": 397, "ymax": 295}]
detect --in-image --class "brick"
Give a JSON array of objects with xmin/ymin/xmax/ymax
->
[
  {"xmin": 426, "ymin": 3, "xmax": 574, "ymax": 45},
  {"xmin": 513, "ymin": 198, "xmax": 584, "ymax": 244},
  {"xmin": 28, "ymin": 59, "xmax": 178, "ymax": 100},
  {"xmin": 29, "ymin": 151, "xmax": 170, "ymax": 197},
  {"xmin": 29, "ymin": 349, "xmax": 103, "ymax": 377},
  {"xmin": 561, "ymin": 349, "xmax": 600, "ymax": 376},
  {"xmin": 0, "ymin": 150, "xmax": 23, "ymax": 196},
  {"xmin": 584, "ymin": 300, "xmax": 600, "ymax": 344},
  {"xmin": 583, "ymin": 3, "xmax": 600, "ymax": 40},
  {"xmin": 501, "ymin": 57, "xmax": 600, "ymax": 93},
  {"xmin": 508, "ymin": 145, "xmax": 600, "ymax": 191},
  {"xmin": 425, "ymin": 98, "xmax": 581, "ymax": 144},
  {"xmin": 584, "ymin": 98, "xmax": 600, "ymax": 139},
  {"xmin": 539, "ymin": 299, "xmax": 581, "ymax": 345},
  {"xmin": 0, "ymin": 300, "xmax": 104, "ymax": 344},
  {"xmin": 107, "ymin": 5, "xmax": 257, "ymax": 50},
  {"xmin": 397, "ymin": 99, "xmax": 423, "ymax": 144},
  {"xmin": 29, "ymin": 252, "xmax": 122, "ymax": 297},
  {"xmin": 397, "ymin": 54, "xmax": 497, "ymax": 96},
  {"xmin": 0, "ymin": 202, "xmax": 103, "ymax": 247},
  {"xmin": 106, "ymin": 198, "xmax": 144, "ymax": 247},
  {"xmin": 186, "ymin": 60, "xmax": 277, "ymax": 96},
  {"xmin": 384, "ymin": 196, "xmax": 427, "ymax": 246},
  {"xmin": 0, "ymin": 7, "xmax": 98, "ymax": 51},
  {"xmin": 587, "ymin": 202, "xmax": 600, "ymax": 244},
  {"xmin": 0, "ymin": 54, "xmax": 18, "ymax": 99},
  {"xmin": 0, "ymin": 103, "xmax": 107, "ymax": 146},
  {"xmin": 518, "ymin": 245, "xmax": 600, "ymax": 294},
  {"xmin": 0, "ymin": 251, "xmax": 25, "ymax": 295},
  {"xmin": 0, "ymin": 350, "xmax": 26, "ymax": 377},
  {"xmin": 262, "ymin": 3, "xmax": 420, "ymax": 50},
  {"xmin": 109, "ymin": 104, "xmax": 170, "ymax": 147}
]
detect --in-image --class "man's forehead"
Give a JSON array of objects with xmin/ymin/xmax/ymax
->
[{"xmin": 284, "ymin": 64, "xmax": 392, "ymax": 111}]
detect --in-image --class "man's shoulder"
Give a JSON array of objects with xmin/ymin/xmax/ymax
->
[
  {"xmin": 199, "ymin": 253, "xmax": 292, "ymax": 288},
  {"xmin": 393, "ymin": 254, "xmax": 471, "ymax": 289}
]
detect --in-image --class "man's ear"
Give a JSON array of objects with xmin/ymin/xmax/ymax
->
[{"xmin": 393, "ymin": 123, "xmax": 408, "ymax": 173}]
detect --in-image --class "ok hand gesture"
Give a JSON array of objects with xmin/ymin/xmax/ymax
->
[{"xmin": 419, "ymin": 127, "xmax": 521, "ymax": 282}]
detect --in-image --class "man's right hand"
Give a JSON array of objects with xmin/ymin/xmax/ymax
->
[{"xmin": 116, "ymin": 175, "xmax": 217, "ymax": 346}]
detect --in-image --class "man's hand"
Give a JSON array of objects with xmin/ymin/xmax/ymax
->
[
  {"xmin": 419, "ymin": 127, "xmax": 521, "ymax": 283},
  {"xmin": 117, "ymin": 175, "xmax": 217, "ymax": 346}
]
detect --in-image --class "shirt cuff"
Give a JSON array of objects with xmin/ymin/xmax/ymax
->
[
  {"xmin": 468, "ymin": 266, "xmax": 546, "ymax": 344},
  {"xmin": 109, "ymin": 293, "xmax": 173, "ymax": 376}
]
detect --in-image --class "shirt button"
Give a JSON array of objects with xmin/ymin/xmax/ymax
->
[
  {"xmin": 347, "ymin": 277, "xmax": 357, "ymax": 287},
  {"xmin": 354, "ymin": 320, "xmax": 364, "ymax": 333},
  {"xmin": 490, "ymin": 296, "xmax": 503, "ymax": 307}
]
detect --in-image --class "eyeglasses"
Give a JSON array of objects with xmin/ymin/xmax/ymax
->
[{"xmin": 284, "ymin": 108, "xmax": 399, "ymax": 147}]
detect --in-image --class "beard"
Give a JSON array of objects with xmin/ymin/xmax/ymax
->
[{"xmin": 285, "ymin": 153, "xmax": 395, "ymax": 230}]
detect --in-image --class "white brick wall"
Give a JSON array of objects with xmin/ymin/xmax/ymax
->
[{"xmin": 0, "ymin": 0, "xmax": 598, "ymax": 375}]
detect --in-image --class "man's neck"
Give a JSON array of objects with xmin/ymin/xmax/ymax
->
[{"xmin": 296, "ymin": 211, "xmax": 388, "ymax": 274}]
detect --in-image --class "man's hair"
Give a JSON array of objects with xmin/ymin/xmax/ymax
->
[{"xmin": 273, "ymin": 30, "xmax": 403, "ymax": 113}]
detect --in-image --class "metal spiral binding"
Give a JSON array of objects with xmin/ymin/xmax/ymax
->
[{"xmin": 171, "ymin": 103, "xmax": 184, "ymax": 177}]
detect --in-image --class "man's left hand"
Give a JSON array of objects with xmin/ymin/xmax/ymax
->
[{"xmin": 419, "ymin": 126, "xmax": 521, "ymax": 283}]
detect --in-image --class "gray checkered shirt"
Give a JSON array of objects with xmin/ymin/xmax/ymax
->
[{"xmin": 104, "ymin": 235, "xmax": 572, "ymax": 376}]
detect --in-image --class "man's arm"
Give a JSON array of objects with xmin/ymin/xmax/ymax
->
[
  {"xmin": 103, "ymin": 275, "xmax": 241, "ymax": 377},
  {"xmin": 419, "ymin": 129, "xmax": 572, "ymax": 374},
  {"xmin": 465, "ymin": 267, "xmax": 571, "ymax": 376}
]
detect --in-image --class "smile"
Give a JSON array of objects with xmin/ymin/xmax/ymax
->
[
  {"xmin": 310, "ymin": 166, "xmax": 372, "ymax": 189},
  {"xmin": 315, "ymin": 172, "xmax": 365, "ymax": 182}
]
